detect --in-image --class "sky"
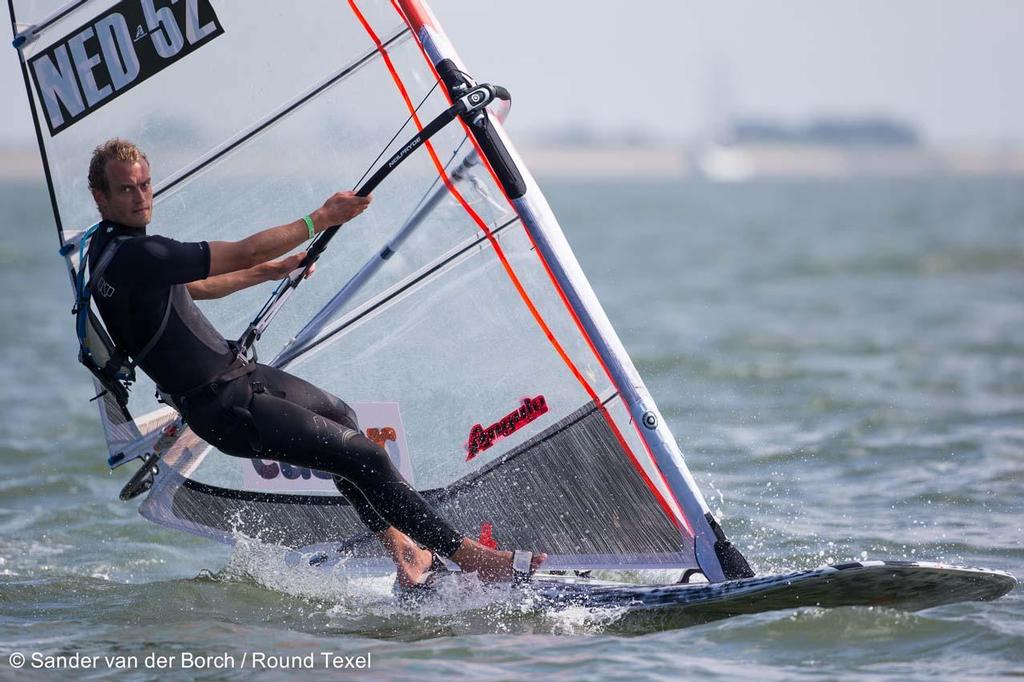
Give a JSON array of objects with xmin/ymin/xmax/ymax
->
[{"xmin": 4, "ymin": 0, "xmax": 1023, "ymax": 146}]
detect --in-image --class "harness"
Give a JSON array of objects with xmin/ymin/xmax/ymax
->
[
  {"xmin": 62, "ymin": 224, "xmax": 256, "ymax": 496},
  {"xmin": 63, "ymin": 225, "xmax": 172, "ymax": 420}
]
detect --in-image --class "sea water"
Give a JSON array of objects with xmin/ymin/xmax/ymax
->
[{"xmin": 1, "ymin": 176, "xmax": 1021, "ymax": 680}]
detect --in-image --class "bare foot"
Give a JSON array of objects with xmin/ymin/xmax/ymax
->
[
  {"xmin": 377, "ymin": 528, "xmax": 434, "ymax": 588},
  {"xmin": 450, "ymin": 539, "xmax": 547, "ymax": 583}
]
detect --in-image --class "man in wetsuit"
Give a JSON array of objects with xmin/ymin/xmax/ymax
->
[{"xmin": 87, "ymin": 138, "xmax": 544, "ymax": 586}]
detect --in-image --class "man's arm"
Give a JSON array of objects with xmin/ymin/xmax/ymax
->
[
  {"xmin": 205, "ymin": 191, "xmax": 371, "ymax": 278},
  {"xmin": 187, "ymin": 253, "xmax": 312, "ymax": 300}
]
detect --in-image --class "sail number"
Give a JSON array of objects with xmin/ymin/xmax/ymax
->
[{"xmin": 28, "ymin": 0, "xmax": 224, "ymax": 136}]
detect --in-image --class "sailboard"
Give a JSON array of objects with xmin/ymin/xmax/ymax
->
[
  {"xmin": 10, "ymin": 0, "xmax": 1014, "ymax": 624},
  {"xmin": 520, "ymin": 561, "xmax": 1017, "ymax": 630}
]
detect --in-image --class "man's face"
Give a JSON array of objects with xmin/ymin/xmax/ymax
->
[{"xmin": 92, "ymin": 159, "xmax": 153, "ymax": 227}]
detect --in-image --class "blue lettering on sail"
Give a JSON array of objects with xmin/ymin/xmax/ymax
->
[
  {"xmin": 184, "ymin": 0, "xmax": 218, "ymax": 44},
  {"xmin": 251, "ymin": 459, "xmax": 334, "ymax": 482},
  {"xmin": 95, "ymin": 15, "xmax": 141, "ymax": 91},
  {"xmin": 67, "ymin": 27, "xmax": 111, "ymax": 107},
  {"xmin": 31, "ymin": 45, "xmax": 85, "ymax": 131},
  {"xmin": 141, "ymin": 0, "xmax": 184, "ymax": 58}
]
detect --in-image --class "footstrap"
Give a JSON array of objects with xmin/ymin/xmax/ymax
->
[{"xmin": 511, "ymin": 550, "xmax": 534, "ymax": 584}]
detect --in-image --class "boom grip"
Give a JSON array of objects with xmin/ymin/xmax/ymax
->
[{"xmin": 435, "ymin": 59, "xmax": 526, "ymax": 199}]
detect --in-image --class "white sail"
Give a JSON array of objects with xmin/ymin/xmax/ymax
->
[{"xmin": 10, "ymin": 0, "xmax": 751, "ymax": 580}]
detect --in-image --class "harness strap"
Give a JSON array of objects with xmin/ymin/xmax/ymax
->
[
  {"xmin": 167, "ymin": 359, "xmax": 257, "ymax": 402},
  {"xmin": 84, "ymin": 233, "xmax": 173, "ymax": 371},
  {"xmin": 88, "ymin": 235, "xmax": 129, "ymax": 288},
  {"xmin": 75, "ymin": 232, "xmax": 125, "ymax": 343},
  {"xmin": 129, "ymin": 287, "xmax": 173, "ymax": 369}
]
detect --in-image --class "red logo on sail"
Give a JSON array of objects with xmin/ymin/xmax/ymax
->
[
  {"xmin": 466, "ymin": 395, "xmax": 548, "ymax": 461},
  {"xmin": 366, "ymin": 427, "xmax": 397, "ymax": 448}
]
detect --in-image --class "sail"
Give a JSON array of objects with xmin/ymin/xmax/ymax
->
[{"xmin": 10, "ymin": 0, "xmax": 748, "ymax": 580}]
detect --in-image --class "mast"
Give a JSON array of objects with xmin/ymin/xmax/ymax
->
[{"xmin": 395, "ymin": 0, "xmax": 753, "ymax": 581}]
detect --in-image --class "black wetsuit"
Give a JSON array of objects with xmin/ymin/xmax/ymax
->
[{"xmin": 89, "ymin": 220, "xmax": 463, "ymax": 557}]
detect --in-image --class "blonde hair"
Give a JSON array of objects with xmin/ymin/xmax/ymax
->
[{"xmin": 88, "ymin": 138, "xmax": 148, "ymax": 195}]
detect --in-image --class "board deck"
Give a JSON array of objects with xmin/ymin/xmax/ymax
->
[{"xmin": 518, "ymin": 561, "xmax": 1015, "ymax": 629}]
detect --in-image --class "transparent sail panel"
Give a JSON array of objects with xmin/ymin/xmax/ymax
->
[
  {"xmin": 15, "ymin": 0, "xmax": 408, "ymax": 235},
  {"xmin": 287, "ymin": 221, "xmax": 610, "ymax": 488},
  {"xmin": 10, "ymin": 0, "xmax": 99, "ymax": 33},
  {"xmin": 152, "ymin": 45, "xmax": 510, "ymax": 358}
]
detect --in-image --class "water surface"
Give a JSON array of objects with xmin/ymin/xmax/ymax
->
[{"xmin": 1, "ymin": 176, "xmax": 1021, "ymax": 680}]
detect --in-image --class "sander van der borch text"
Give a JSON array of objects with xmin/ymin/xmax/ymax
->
[{"xmin": 15, "ymin": 650, "xmax": 373, "ymax": 671}]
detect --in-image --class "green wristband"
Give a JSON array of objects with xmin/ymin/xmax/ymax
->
[{"xmin": 302, "ymin": 215, "xmax": 315, "ymax": 240}]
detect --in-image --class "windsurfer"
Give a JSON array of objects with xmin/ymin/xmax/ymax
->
[{"xmin": 86, "ymin": 138, "xmax": 545, "ymax": 587}]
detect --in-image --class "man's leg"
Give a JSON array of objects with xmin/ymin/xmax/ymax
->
[
  {"xmin": 332, "ymin": 476, "xmax": 434, "ymax": 586},
  {"xmin": 245, "ymin": 365, "xmax": 545, "ymax": 583},
  {"xmin": 245, "ymin": 366, "xmax": 447, "ymax": 582},
  {"xmin": 243, "ymin": 383, "xmax": 463, "ymax": 557},
  {"xmin": 244, "ymin": 365, "xmax": 448, "ymax": 583},
  {"xmin": 331, "ymin": 477, "xmax": 388, "ymax": 533}
]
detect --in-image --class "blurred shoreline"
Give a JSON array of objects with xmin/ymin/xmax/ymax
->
[
  {"xmin": 3, "ymin": 141, "xmax": 1023, "ymax": 183},
  {"xmin": 516, "ymin": 142, "xmax": 1024, "ymax": 181},
  {"xmin": 0, "ymin": 145, "xmax": 43, "ymax": 181}
]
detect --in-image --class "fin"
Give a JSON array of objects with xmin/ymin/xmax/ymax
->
[{"xmin": 119, "ymin": 452, "xmax": 160, "ymax": 501}]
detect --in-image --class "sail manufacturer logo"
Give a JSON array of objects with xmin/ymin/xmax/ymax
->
[
  {"xmin": 250, "ymin": 426, "xmax": 400, "ymax": 483},
  {"xmin": 241, "ymin": 403, "xmax": 414, "ymax": 492},
  {"xmin": 466, "ymin": 395, "xmax": 548, "ymax": 461},
  {"xmin": 28, "ymin": 0, "xmax": 224, "ymax": 136},
  {"xmin": 366, "ymin": 427, "xmax": 397, "ymax": 448},
  {"xmin": 250, "ymin": 459, "xmax": 335, "ymax": 483},
  {"xmin": 388, "ymin": 135, "xmax": 421, "ymax": 168}
]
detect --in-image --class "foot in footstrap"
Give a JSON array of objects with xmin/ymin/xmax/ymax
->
[{"xmin": 405, "ymin": 552, "xmax": 455, "ymax": 591}]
